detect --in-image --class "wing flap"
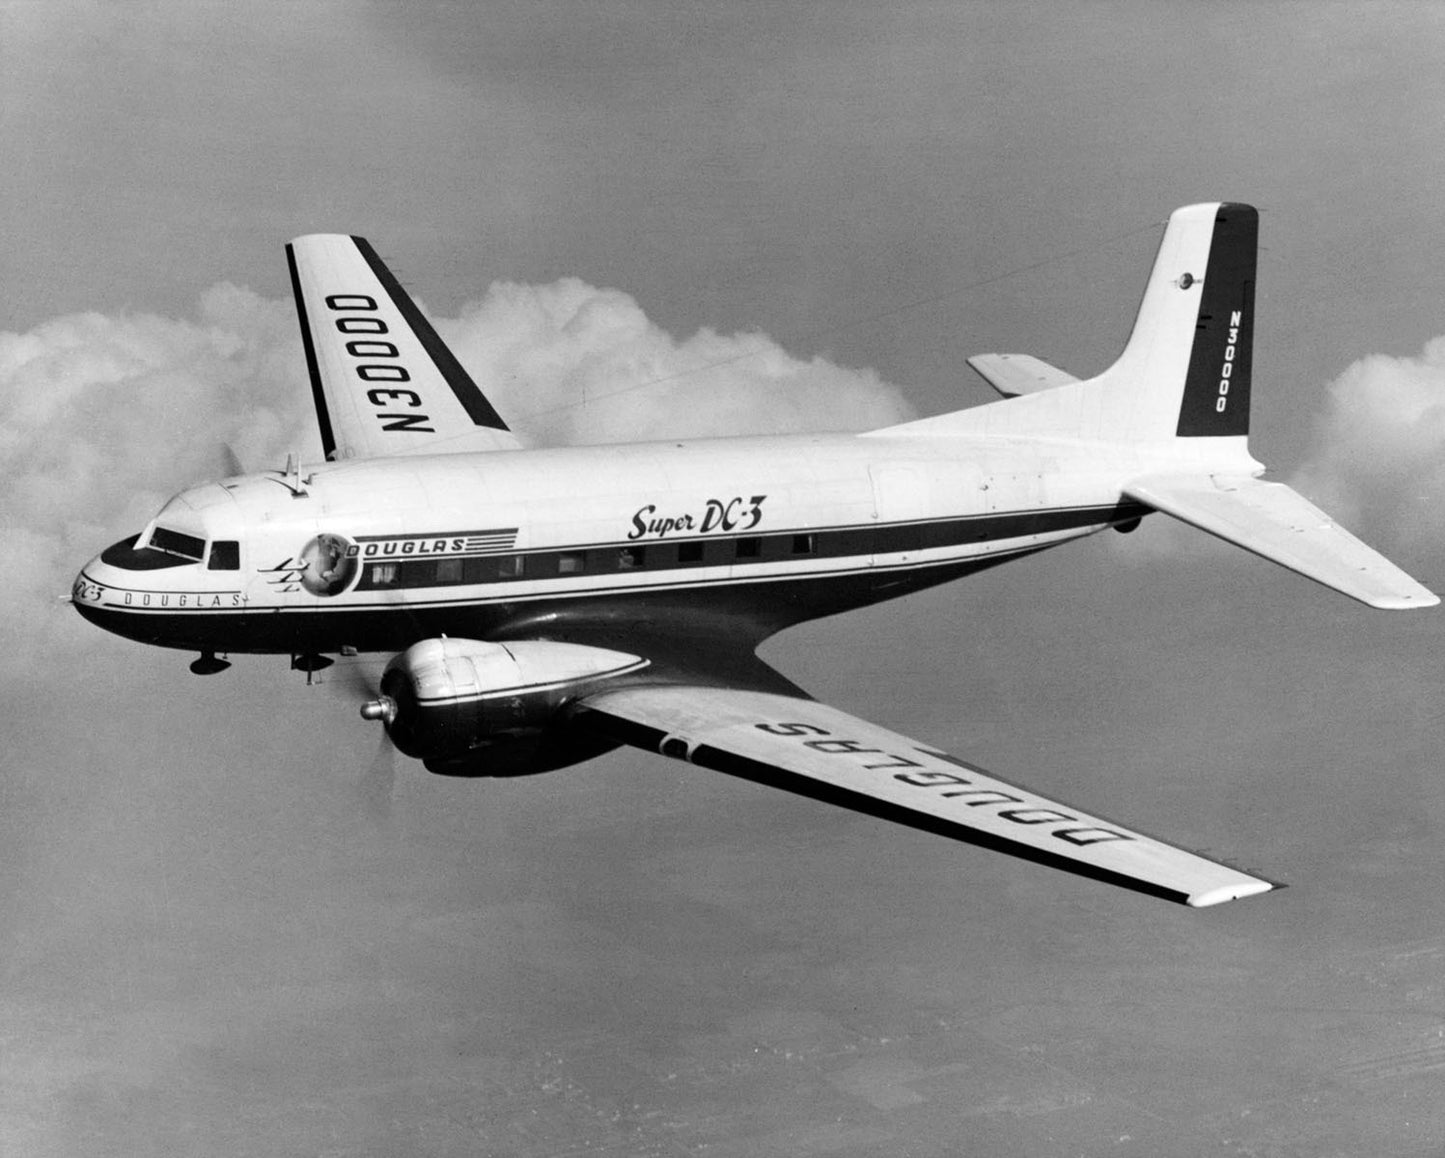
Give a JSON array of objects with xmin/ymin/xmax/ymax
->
[
  {"xmin": 968, "ymin": 353, "xmax": 1081, "ymax": 398},
  {"xmin": 286, "ymin": 235, "xmax": 522, "ymax": 460},
  {"xmin": 1124, "ymin": 474, "xmax": 1438, "ymax": 609},
  {"xmin": 574, "ymin": 685, "xmax": 1276, "ymax": 907}
]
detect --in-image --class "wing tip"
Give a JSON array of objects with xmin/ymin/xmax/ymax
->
[
  {"xmin": 1186, "ymin": 878, "xmax": 1279, "ymax": 908},
  {"xmin": 1368, "ymin": 590, "xmax": 1440, "ymax": 610}
]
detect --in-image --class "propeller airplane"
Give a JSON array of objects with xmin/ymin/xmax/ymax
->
[{"xmin": 73, "ymin": 203, "xmax": 1436, "ymax": 906}]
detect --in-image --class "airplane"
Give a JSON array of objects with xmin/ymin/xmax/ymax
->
[{"xmin": 71, "ymin": 202, "xmax": 1437, "ymax": 908}]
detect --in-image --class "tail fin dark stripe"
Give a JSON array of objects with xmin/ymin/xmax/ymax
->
[
  {"xmin": 1175, "ymin": 204, "xmax": 1257, "ymax": 438},
  {"xmin": 350, "ymin": 236, "xmax": 512, "ymax": 433},
  {"xmin": 285, "ymin": 242, "xmax": 338, "ymax": 460}
]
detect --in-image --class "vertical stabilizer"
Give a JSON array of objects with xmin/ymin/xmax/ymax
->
[
  {"xmin": 1091, "ymin": 201, "xmax": 1255, "ymax": 443},
  {"xmin": 1171, "ymin": 206, "xmax": 1255, "ymax": 438},
  {"xmin": 865, "ymin": 203, "xmax": 1436, "ymax": 609},
  {"xmin": 869, "ymin": 203, "xmax": 1259, "ymax": 458}
]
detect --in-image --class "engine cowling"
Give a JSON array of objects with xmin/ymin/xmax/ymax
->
[{"xmin": 361, "ymin": 637, "xmax": 646, "ymax": 775}]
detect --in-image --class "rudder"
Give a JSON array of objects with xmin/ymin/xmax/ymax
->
[{"xmin": 1173, "ymin": 204, "xmax": 1255, "ymax": 438}]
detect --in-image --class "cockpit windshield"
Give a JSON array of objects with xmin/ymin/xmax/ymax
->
[{"xmin": 148, "ymin": 526, "xmax": 207, "ymax": 562}]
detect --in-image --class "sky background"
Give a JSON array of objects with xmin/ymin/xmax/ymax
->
[{"xmin": 5, "ymin": 2, "xmax": 1445, "ymax": 1155}]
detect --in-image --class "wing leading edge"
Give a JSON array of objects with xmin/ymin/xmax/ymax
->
[
  {"xmin": 286, "ymin": 234, "xmax": 522, "ymax": 461},
  {"xmin": 572, "ymin": 685, "xmax": 1276, "ymax": 907}
]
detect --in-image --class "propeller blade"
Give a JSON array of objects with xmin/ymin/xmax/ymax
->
[
  {"xmin": 317, "ymin": 655, "xmax": 388, "ymax": 700},
  {"xmin": 303, "ymin": 655, "xmax": 400, "ymax": 820},
  {"xmin": 219, "ymin": 442, "xmax": 245, "ymax": 478},
  {"xmin": 357, "ymin": 731, "xmax": 397, "ymax": 826},
  {"xmin": 314, "ymin": 655, "xmax": 401, "ymax": 822}
]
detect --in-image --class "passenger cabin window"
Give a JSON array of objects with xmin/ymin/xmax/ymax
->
[
  {"xmin": 149, "ymin": 526, "xmax": 206, "ymax": 562},
  {"xmin": 463, "ymin": 557, "xmax": 497, "ymax": 583},
  {"xmin": 346, "ymin": 535, "xmax": 843, "ymax": 590},
  {"xmin": 207, "ymin": 541, "xmax": 240, "ymax": 570}
]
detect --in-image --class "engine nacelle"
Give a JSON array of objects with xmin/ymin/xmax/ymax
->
[{"xmin": 362, "ymin": 637, "xmax": 646, "ymax": 772}]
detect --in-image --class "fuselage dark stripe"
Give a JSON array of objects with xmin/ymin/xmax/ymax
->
[
  {"xmin": 73, "ymin": 545, "xmax": 1039, "ymax": 654},
  {"xmin": 353, "ymin": 501, "xmax": 1145, "ymax": 593},
  {"xmin": 81, "ymin": 541, "xmax": 1048, "ymax": 617}
]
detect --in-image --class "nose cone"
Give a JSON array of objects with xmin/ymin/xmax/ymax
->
[
  {"xmin": 71, "ymin": 534, "xmax": 245, "ymax": 650},
  {"xmin": 71, "ymin": 537, "xmax": 146, "ymax": 640},
  {"xmin": 71, "ymin": 563, "xmax": 105, "ymax": 627}
]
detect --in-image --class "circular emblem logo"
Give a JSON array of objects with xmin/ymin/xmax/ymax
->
[{"xmin": 299, "ymin": 532, "xmax": 359, "ymax": 596}]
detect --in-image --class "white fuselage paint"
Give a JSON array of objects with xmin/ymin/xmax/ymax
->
[{"xmin": 73, "ymin": 431, "xmax": 1165, "ymax": 647}]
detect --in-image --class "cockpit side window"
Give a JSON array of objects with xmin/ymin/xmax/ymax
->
[
  {"xmin": 207, "ymin": 541, "xmax": 240, "ymax": 571},
  {"xmin": 149, "ymin": 526, "xmax": 206, "ymax": 562}
]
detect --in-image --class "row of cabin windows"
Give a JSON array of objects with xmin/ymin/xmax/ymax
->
[{"xmin": 357, "ymin": 532, "xmax": 818, "ymax": 591}]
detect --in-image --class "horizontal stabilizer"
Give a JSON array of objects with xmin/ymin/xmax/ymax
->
[
  {"xmin": 1123, "ymin": 474, "xmax": 1439, "ymax": 609},
  {"xmin": 968, "ymin": 353, "xmax": 1080, "ymax": 398}
]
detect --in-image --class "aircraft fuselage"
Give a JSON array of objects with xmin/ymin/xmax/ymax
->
[{"xmin": 73, "ymin": 431, "xmax": 1149, "ymax": 659}]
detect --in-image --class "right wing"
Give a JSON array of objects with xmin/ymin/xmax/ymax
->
[
  {"xmin": 286, "ymin": 234, "xmax": 523, "ymax": 461},
  {"xmin": 572, "ymin": 683, "xmax": 1276, "ymax": 907}
]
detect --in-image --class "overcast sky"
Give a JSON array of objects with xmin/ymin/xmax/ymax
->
[{"xmin": 5, "ymin": 3, "xmax": 1445, "ymax": 1155}]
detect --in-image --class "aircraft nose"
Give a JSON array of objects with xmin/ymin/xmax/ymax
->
[
  {"xmin": 70, "ymin": 534, "xmax": 176, "ymax": 642},
  {"xmin": 71, "ymin": 579, "xmax": 105, "ymax": 628},
  {"xmin": 72, "ymin": 533, "xmax": 248, "ymax": 651},
  {"xmin": 71, "ymin": 543, "xmax": 128, "ymax": 631}
]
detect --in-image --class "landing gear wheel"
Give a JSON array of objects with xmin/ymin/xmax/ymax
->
[{"xmin": 189, "ymin": 651, "xmax": 231, "ymax": 675}]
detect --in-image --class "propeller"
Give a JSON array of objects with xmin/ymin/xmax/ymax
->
[
  {"xmin": 318, "ymin": 656, "xmax": 398, "ymax": 825},
  {"xmin": 221, "ymin": 443, "xmax": 245, "ymax": 477},
  {"xmin": 216, "ymin": 442, "xmax": 246, "ymax": 479},
  {"xmin": 356, "ymin": 731, "xmax": 397, "ymax": 826}
]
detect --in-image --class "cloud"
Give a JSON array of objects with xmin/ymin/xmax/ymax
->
[
  {"xmin": 1105, "ymin": 341, "xmax": 1445, "ymax": 574},
  {"xmin": 1, "ymin": 278, "xmax": 912, "ymax": 676},
  {"xmin": 1290, "ymin": 337, "xmax": 1445, "ymax": 557},
  {"xmin": 0, "ymin": 286, "xmax": 313, "ymax": 673},
  {"xmin": 440, "ymin": 279, "xmax": 913, "ymax": 446}
]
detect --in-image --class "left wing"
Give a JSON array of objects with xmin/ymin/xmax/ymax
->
[
  {"xmin": 572, "ymin": 685, "xmax": 1276, "ymax": 907},
  {"xmin": 286, "ymin": 234, "xmax": 523, "ymax": 461}
]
